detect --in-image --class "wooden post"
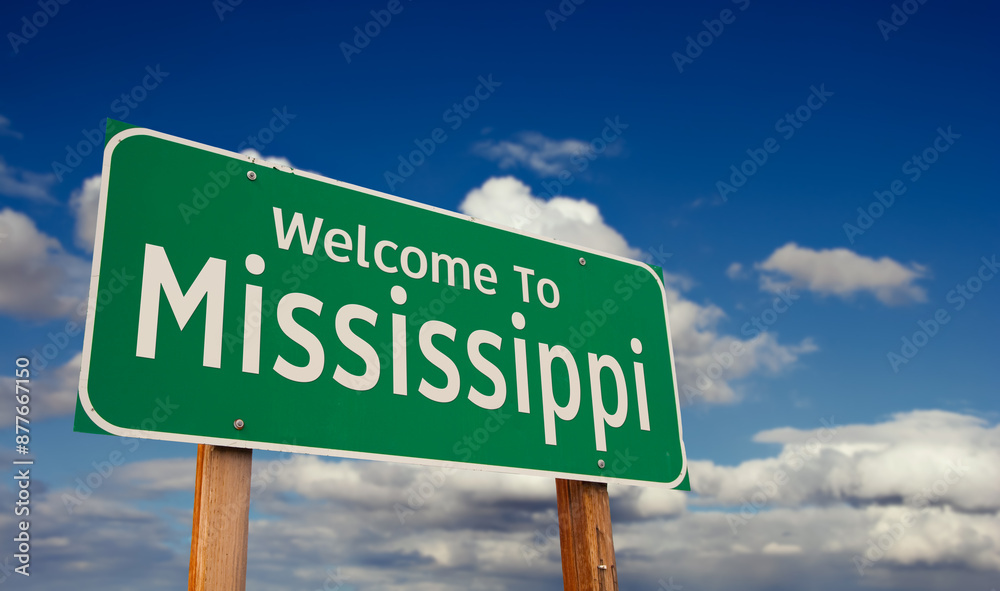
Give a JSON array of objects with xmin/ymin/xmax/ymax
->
[
  {"xmin": 189, "ymin": 444, "xmax": 253, "ymax": 591},
  {"xmin": 555, "ymin": 479, "xmax": 618, "ymax": 591}
]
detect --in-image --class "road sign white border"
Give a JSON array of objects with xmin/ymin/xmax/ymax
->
[{"xmin": 78, "ymin": 125, "xmax": 688, "ymax": 489}]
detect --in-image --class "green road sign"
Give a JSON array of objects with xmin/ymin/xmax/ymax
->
[{"xmin": 76, "ymin": 120, "xmax": 688, "ymax": 488}]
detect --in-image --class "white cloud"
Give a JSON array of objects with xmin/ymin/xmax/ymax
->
[
  {"xmin": 614, "ymin": 483, "xmax": 687, "ymax": 519},
  {"xmin": 244, "ymin": 447, "xmax": 1000, "ymax": 585},
  {"xmin": 0, "ymin": 483, "xmax": 190, "ymax": 589},
  {"xmin": 726, "ymin": 261, "xmax": 747, "ymax": 280},
  {"xmin": 459, "ymin": 177, "xmax": 815, "ymax": 405},
  {"xmin": 116, "ymin": 457, "xmax": 195, "ymax": 494},
  {"xmin": 240, "ymin": 457, "xmax": 681, "ymax": 587},
  {"xmin": 0, "ymin": 208, "xmax": 89, "ymax": 319},
  {"xmin": 762, "ymin": 542, "xmax": 803, "ymax": 554},
  {"xmin": 240, "ymin": 148, "xmax": 294, "ymax": 170},
  {"xmin": 616, "ymin": 504, "xmax": 1000, "ymax": 586},
  {"xmin": 459, "ymin": 176, "xmax": 642, "ymax": 259},
  {"xmin": 756, "ymin": 243, "xmax": 928, "ymax": 305},
  {"xmin": 626, "ymin": 410, "xmax": 1000, "ymax": 578},
  {"xmin": 473, "ymin": 132, "xmax": 594, "ymax": 177},
  {"xmin": 36, "ymin": 352, "xmax": 82, "ymax": 418},
  {"xmin": 16, "ymin": 409, "xmax": 1000, "ymax": 589},
  {"xmin": 0, "ymin": 114, "xmax": 23, "ymax": 139},
  {"xmin": 692, "ymin": 410, "xmax": 999, "ymax": 512},
  {"xmin": 0, "ymin": 353, "xmax": 83, "ymax": 425},
  {"xmin": 70, "ymin": 174, "xmax": 102, "ymax": 252},
  {"xmin": 662, "ymin": 275, "xmax": 817, "ymax": 404},
  {"xmin": 0, "ymin": 156, "xmax": 57, "ymax": 202}
]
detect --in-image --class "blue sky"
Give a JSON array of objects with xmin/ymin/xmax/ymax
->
[{"xmin": 1, "ymin": 0, "xmax": 998, "ymax": 589}]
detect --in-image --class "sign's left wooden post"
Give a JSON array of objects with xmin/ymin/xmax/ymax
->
[{"xmin": 188, "ymin": 444, "xmax": 253, "ymax": 590}]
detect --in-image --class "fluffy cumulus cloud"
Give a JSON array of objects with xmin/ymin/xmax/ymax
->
[
  {"xmin": 615, "ymin": 504, "xmax": 1000, "ymax": 590},
  {"xmin": 755, "ymin": 243, "xmax": 929, "ymax": 306},
  {"xmin": 0, "ymin": 208, "xmax": 90, "ymax": 320},
  {"xmin": 69, "ymin": 174, "xmax": 102, "ymax": 252},
  {"xmin": 472, "ymin": 132, "xmax": 596, "ymax": 177},
  {"xmin": 256, "ymin": 411, "xmax": 999, "ymax": 586},
  {"xmin": 459, "ymin": 176, "xmax": 642, "ymax": 259},
  {"xmin": 19, "ymin": 410, "xmax": 998, "ymax": 590},
  {"xmin": 692, "ymin": 410, "xmax": 999, "ymax": 512},
  {"xmin": 682, "ymin": 410, "xmax": 1000, "ymax": 579},
  {"xmin": 662, "ymin": 276, "xmax": 817, "ymax": 404},
  {"xmin": 0, "ymin": 156, "xmax": 57, "ymax": 202},
  {"xmin": 460, "ymin": 177, "xmax": 815, "ymax": 404}
]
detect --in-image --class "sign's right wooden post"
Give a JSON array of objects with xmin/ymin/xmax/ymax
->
[{"xmin": 556, "ymin": 478, "xmax": 618, "ymax": 591}]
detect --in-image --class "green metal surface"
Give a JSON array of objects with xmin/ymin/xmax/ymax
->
[{"xmin": 76, "ymin": 122, "xmax": 687, "ymax": 487}]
